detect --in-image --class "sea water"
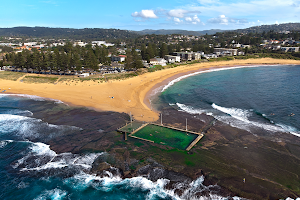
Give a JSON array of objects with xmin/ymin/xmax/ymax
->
[
  {"xmin": 159, "ymin": 65, "xmax": 300, "ymax": 137},
  {"xmin": 0, "ymin": 94, "xmax": 237, "ymax": 200}
]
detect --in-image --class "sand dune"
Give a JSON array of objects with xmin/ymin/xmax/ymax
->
[{"xmin": 1, "ymin": 58, "xmax": 300, "ymax": 121}]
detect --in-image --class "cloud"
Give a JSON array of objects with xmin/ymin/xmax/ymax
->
[
  {"xmin": 185, "ymin": 17, "xmax": 192, "ymax": 22},
  {"xmin": 198, "ymin": 0, "xmax": 219, "ymax": 5},
  {"xmin": 168, "ymin": 9, "xmax": 189, "ymax": 18},
  {"xmin": 131, "ymin": 10, "xmax": 158, "ymax": 19},
  {"xmin": 174, "ymin": 17, "xmax": 182, "ymax": 23},
  {"xmin": 193, "ymin": 15, "xmax": 201, "ymax": 23},
  {"xmin": 183, "ymin": 15, "xmax": 201, "ymax": 24},
  {"xmin": 208, "ymin": 15, "xmax": 247, "ymax": 25},
  {"xmin": 208, "ymin": 15, "xmax": 228, "ymax": 24}
]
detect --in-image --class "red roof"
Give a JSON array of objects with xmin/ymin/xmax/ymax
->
[{"xmin": 119, "ymin": 55, "xmax": 126, "ymax": 57}]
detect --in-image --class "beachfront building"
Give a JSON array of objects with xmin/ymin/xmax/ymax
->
[
  {"xmin": 281, "ymin": 47, "xmax": 299, "ymax": 52},
  {"xmin": 164, "ymin": 55, "xmax": 181, "ymax": 63},
  {"xmin": 172, "ymin": 52, "xmax": 202, "ymax": 61},
  {"xmin": 214, "ymin": 48, "xmax": 238, "ymax": 56},
  {"xmin": 78, "ymin": 73, "xmax": 90, "ymax": 78},
  {"xmin": 149, "ymin": 58, "xmax": 167, "ymax": 66},
  {"xmin": 172, "ymin": 52, "xmax": 192, "ymax": 61}
]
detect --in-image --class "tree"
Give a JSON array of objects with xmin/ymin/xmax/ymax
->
[
  {"xmin": 131, "ymin": 47, "xmax": 143, "ymax": 69},
  {"xmin": 146, "ymin": 44, "xmax": 154, "ymax": 59},
  {"xmin": 141, "ymin": 44, "xmax": 146, "ymax": 60},
  {"xmin": 124, "ymin": 48, "xmax": 133, "ymax": 70},
  {"xmin": 0, "ymin": 60, "xmax": 3, "ymax": 70},
  {"xmin": 159, "ymin": 43, "xmax": 168, "ymax": 58},
  {"xmin": 245, "ymin": 47, "xmax": 248, "ymax": 55}
]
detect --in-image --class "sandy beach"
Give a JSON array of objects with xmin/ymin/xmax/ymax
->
[{"xmin": 1, "ymin": 58, "xmax": 300, "ymax": 121}]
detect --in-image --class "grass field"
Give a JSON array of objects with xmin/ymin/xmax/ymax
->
[
  {"xmin": 22, "ymin": 76, "xmax": 58, "ymax": 83},
  {"xmin": 132, "ymin": 124, "xmax": 198, "ymax": 150},
  {"xmin": 0, "ymin": 71, "xmax": 24, "ymax": 81}
]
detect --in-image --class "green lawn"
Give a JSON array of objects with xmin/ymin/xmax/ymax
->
[{"xmin": 132, "ymin": 124, "xmax": 198, "ymax": 150}]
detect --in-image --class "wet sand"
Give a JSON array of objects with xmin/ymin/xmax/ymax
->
[{"xmin": 1, "ymin": 58, "xmax": 300, "ymax": 121}]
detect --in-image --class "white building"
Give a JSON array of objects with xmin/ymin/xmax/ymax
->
[
  {"xmin": 50, "ymin": 42, "xmax": 65, "ymax": 47},
  {"xmin": 214, "ymin": 48, "xmax": 238, "ymax": 56},
  {"xmin": 24, "ymin": 42, "xmax": 37, "ymax": 46},
  {"xmin": 73, "ymin": 41, "xmax": 88, "ymax": 47},
  {"xmin": 78, "ymin": 73, "xmax": 90, "ymax": 78},
  {"xmin": 92, "ymin": 41, "xmax": 114, "ymax": 47},
  {"xmin": 281, "ymin": 47, "xmax": 299, "ymax": 52},
  {"xmin": 164, "ymin": 55, "xmax": 180, "ymax": 63},
  {"xmin": 149, "ymin": 58, "xmax": 167, "ymax": 66}
]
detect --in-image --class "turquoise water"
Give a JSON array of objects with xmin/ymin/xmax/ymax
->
[{"xmin": 159, "ymin": 65, "xmax": 300, "ymax": 136}]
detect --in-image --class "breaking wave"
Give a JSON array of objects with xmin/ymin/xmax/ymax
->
[
  {"xmin": 161, "ymin": 65, "xmax": 281, "ymax": 92},
  {"xmin": 176, "ymin": 102, "xmax": 300, "ymax": 136},
  {"xmin": 0, "ymin": 94, "xmax": 65, "ymax": 104},
  {"xmin": 7, "ymin": 140, "xmax": 244, "ymax": 200},
  {"xmin": 0, "ymin": 114, "xmax": 81, "ymax": 140}
]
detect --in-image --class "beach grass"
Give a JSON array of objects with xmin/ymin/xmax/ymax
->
[
  {"xmin": 132, "ymin": 124, "xmax": 198, "ymax": 150},
  {"xmin": 0, "ymin": 71, "xmax": 25, "ymax": 81},
  {"xmin": 22, "ymin": 76, "xmax": 58, "ymax": 84}
]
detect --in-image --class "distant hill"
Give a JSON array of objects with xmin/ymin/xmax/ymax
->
[
  {"xmin": 0, "ymin": 23, "xmax": 299, "ymax": 41},
  {"xmin": 135, "ymin": 29, "xmax": 224, "ymax": 36},
  {"xmin": 0, "ymin": 27, "xmax": 139, "ymax": 40},
  {"xmin": 234, "ymin": 23, "xmax": 300, "ymax": 34}
]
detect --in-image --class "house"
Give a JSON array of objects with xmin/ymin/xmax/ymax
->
[
  {"xmin": 78, "ymin": 73, "xmax": 90, "ymax": 78},
  {"xmin": 192, "ymin": 52, "xmax": 202, "ymax": 60},
  {"xmin": 241, "ymin": 44, "xmax": 251, "ymax": 48},
  {"xmin": 24, "ymin": 42, "xmax": 37, "ymax": 46},
  {"xmin": 149, "ymin": 58, "xmax": 167, "ymax": 66},
  {"xmin": 92, "ymin": 41, "xmax": 114, "ymax": 47},
  {"xmin": 111, "ymin": 55, "xmax": 126, "ymax": 62},
  {"xmin": 281, "ymin": 47, "xmax": 299, "ymax": 52},
  {"xmin": 164, "ymin": 55, "xmax": 180, "ymax": 63},
  {"xmin": 214, "ymin": 48, "xmax": 238, "ymax": 56},
  {"xmin": 73, "ymin": 41, "xmax": 88, "ymax": 47},
  {"xmin": 172, "ymin": 52, "xmax": 193, "ymax": 61},
  {"xmin": 233, "ymin": 43, "xmax": 241, "ymax": 48}
]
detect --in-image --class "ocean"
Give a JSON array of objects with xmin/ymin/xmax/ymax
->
[
  {"xmin": 157, "ymin": 64, "xmax": 300, "ymax": 137},
  {"xmin": 1, "ymin": 64, "xmax": 299, "ymax": 199},
  {"xmin": 0, "ymin": 94, "xmax": 233, "ymax": 200}
]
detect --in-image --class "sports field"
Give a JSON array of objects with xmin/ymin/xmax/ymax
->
[{"xmin": 131, "ymin": 124, "xmax": 198, "ymax": 150}]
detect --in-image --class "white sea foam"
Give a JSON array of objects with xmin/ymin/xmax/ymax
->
[
  {"xmin": 0, "ymin": 114, "xmax": 81, "ymax": 139},
  {"xmin": 11, "ymin": 140, "xmax": 103, "ymax": 172},
  {"xmin": 161, "ymin": 65, "xmax": 279, "ymax": 92},
  {"xmin": 175, "ymin": 102, "xmax": 300, "ymax": 136},
  {"xmin": 34, "ymin": 188, "xmax": 67, "ymax": 200},
  {"xmin": 0, "ymin": 94, "xmax": 65, "ymax": 104},
  {"xmin": 65, "ymin": 172, "xmax": 243, "ymax": 200},
  {"xmin": 0, "ymin": 140, "xmax": 13, "ymax": 148},
  {"xmin": 176, "ymin": 103, "xmax": 205, "ymax": 115}
]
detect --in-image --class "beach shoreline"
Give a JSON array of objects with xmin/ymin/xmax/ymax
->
[{"xmin": 1, "ymin": 58, "xmax": 300, "ymax": 121}]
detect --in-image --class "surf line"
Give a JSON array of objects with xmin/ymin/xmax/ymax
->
[{"xmin": 161, "ymin": 64, "xmax": 281, "ymax": 92}]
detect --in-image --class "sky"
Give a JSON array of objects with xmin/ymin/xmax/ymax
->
[{"xmin": 1, "ymin": 0, "xmax": 299, "ymax": 31}]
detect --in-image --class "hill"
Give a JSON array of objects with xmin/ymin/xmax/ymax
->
[
  {"xmin": 234, "ymin": 23, "xmax": 300, "ymax": 34},
  {"xmin": 135, "ymin": 29, "xmax": 224, "ymax": 36},
  {"xmin": 0, "ymin": 27, "xmax": 139, "ymax": 41}
]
